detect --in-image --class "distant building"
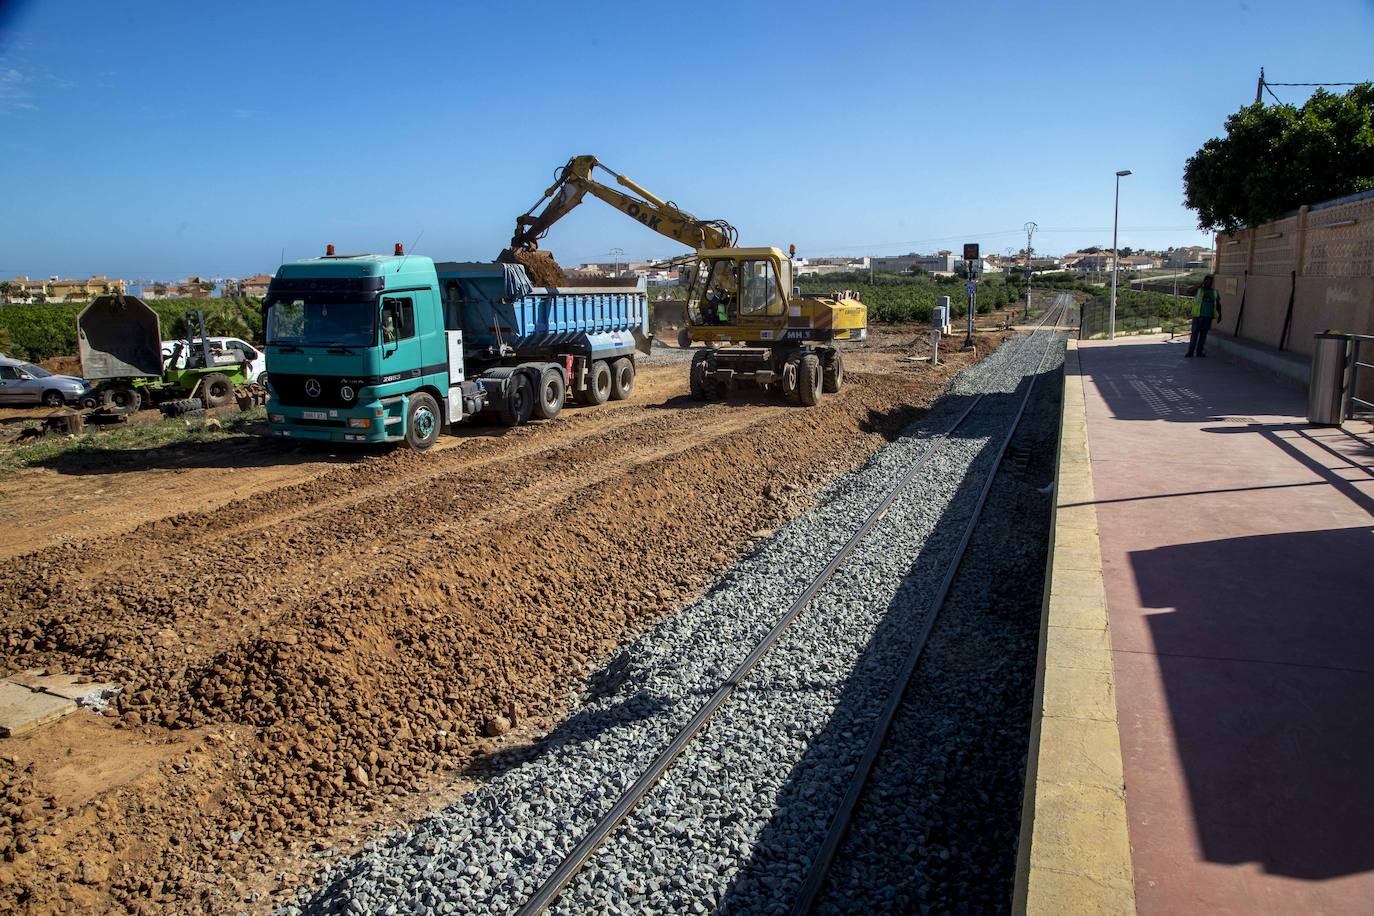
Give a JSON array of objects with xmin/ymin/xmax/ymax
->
[
  {"xmin": 1165, "ymin": 246, "xmax": 1214, "ymax": 269},
  {"xmin": 2, "ymin": 274, "xmax": 127, "ymax": 302},
  {"xmin": 224, "ymin": 274, "xmax": 273, "ymax": 298},
  {"xmin": 870, "ymin": 251, "xmax": 957, "ymax": 274},
  {"xmin": 143, "ymin": 277, "xmax": 215, "ymax": 299},
  {"xmin": 1120, "ymin": 255, "xmax": 1159, "ymax": 271}
]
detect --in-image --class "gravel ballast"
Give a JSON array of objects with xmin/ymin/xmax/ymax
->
[{"xmin": 293, "ymin": 321, "xmax": 1066, "ymax": 915}]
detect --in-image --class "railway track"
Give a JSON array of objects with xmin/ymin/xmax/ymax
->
[{"xmin": 514, "ymin": 300, "xmax": 1071, "ymax": 915}]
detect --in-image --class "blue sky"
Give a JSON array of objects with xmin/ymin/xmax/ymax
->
[{"xmin": 2, "ymin": 0, "xmax": 1372, "ymax": 279}]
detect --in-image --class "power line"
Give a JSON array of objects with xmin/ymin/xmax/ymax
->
[
  {"xmin": 1266, "ymin": 81, "xmax": 1366, "ymax": 86},
  {"xmin": 1264, "ymin": 82, "xmax": 1285, "ymax": 105}
]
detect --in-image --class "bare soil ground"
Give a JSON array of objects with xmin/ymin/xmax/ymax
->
[{"xmin": 0, "ymin": 324, "xmax": 1009, "ymax": 913}]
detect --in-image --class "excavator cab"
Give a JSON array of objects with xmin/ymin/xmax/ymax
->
[{"xmin": 683, "ymin": 247, "xmax": 865, "ymax": 406}]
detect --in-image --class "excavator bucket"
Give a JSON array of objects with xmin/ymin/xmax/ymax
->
[{"xmin": 498, "ymin": 248, "xmax": 568, "ymax": 287}]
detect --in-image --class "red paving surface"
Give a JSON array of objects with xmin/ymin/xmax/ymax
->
[{"xmin": 1078, "ymin": 335, "xmax": 1374, "ymax": 915}]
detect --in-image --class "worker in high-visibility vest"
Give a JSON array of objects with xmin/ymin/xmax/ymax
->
[{"xmin": 1186, "ymin": 274, "xmax": 1223, "ymax": 358}]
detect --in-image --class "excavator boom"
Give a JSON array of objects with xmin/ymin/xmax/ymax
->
[{"xmin": 510, "ymin": 155, "xmax": 738, "ymax": 254}]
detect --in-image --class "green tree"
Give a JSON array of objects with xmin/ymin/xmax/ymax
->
[{"xmin": 1184, "ymin": 84, "xmax": 1374, "ymax": 231}]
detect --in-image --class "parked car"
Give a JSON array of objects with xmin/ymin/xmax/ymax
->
[
  {"xmin": 160, "ymin": 336, "xmax": 266, "ymax": 383},
  {"xmin": 0, "ymin": 356, "xmax": 94, "ymax": 407}
]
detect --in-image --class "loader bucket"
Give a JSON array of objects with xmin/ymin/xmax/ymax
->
[{"xmin": 77, "ymin": 295, "xmax": 163, "ymax": 380}]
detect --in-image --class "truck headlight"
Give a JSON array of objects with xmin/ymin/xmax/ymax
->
[
  {"xmin": 347, "ymin": 417, "xmax": 371, "ymax": 429},
  {"xmin": 270, "ymin": 413, "xmax": 285, "ymax": 423}
]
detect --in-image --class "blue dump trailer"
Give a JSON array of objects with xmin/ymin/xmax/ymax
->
[{"xmin": 263, "ymin": 249, "xmax": 649, "ymax": 449}]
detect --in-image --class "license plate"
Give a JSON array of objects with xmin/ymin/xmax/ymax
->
[{"xmin": 303, "ymin": 410, "xmax": 327, "ymax": 420}]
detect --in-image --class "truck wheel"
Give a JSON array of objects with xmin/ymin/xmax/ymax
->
[
  {"xmin": 677, "ymin": 327, "xmax": 692, "ymax": 349},
  {"xmin": 534, "ymin": 368, "xmax": 565, "ymax": 421},
  {"xmin": 689, "ymin": 351, "xmax": 718, "ymax": 401},
  {"xmin": 103, "ymin": 385, "xmax": 142, "ymax": 413},
  {"xmin": 610, "ymin": 358, "xmax": 635, "ymax": 401},
  {"xmin": 406, "ymin": 391, "xmax": 443, "ymax": 449},
  {"xmin": 200, "ymin": 372, "xmax": 235, "ymax": 408},
  {"xmin": 497, "ymin": 374, "xmax": 535, "ymax": 426},
  {"xmin": 580, "ymin": 359, "xmax": 612, "ymax": 406},
  {"xmin": 798, "ymin": 353, "xmax": 823, "ymax": 406},
  {"xmin": 822, "ymin": 350, "xmax": 844, "ymax": 393},
  {"xmin": 41, "ymin": 390, "xmax": 65, "ymax": 407}
]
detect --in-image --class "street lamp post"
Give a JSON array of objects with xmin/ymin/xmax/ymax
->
[{"xmin": 1109, "ymin": 170, "xmax": 1131, "ymax": 340}]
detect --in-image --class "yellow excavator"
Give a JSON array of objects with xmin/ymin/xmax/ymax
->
[{"xmin": 506, "ymin": 155, "xmax": 867, "ymax": 405}]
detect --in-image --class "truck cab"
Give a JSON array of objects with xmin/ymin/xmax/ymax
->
[
  {"xmin": 263, "ymin": 248, "xmax": 649, "ymax": 449},
  {"xmin": 264, "ymin": 251, "xmax": 456, "ymax": 448}
]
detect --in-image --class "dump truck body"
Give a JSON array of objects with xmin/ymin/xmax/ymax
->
[
  {"xmin": 264, "ymin": 253, "xmax": 649, "ymax": 449},
  {"xmin": 77, "ymin": 295, "xmax": 251, "ymax": 411}
]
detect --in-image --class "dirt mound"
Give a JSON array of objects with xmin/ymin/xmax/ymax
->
[
  {"xmin": 498, "ymin": 248, "xmax": 568, "ymax": 287},
  {"xmin": 0, "ymin": 336, "xmax": 1008, "ymax": 912},
  {"xmin": 39, "ymin": 355, "xmax": 81, "ymax": 377}
]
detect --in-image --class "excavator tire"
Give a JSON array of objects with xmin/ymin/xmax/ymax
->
[
  {"xmin": 779, "ymin": 352, "xmax": 801, "ymax": 403},
  {"xmin": 200, "ymin": 372, "xmax": 235, "ymax": 409},
  {"xmin": 797, "ymin": 354, "xmax": 823, "ymax": 407},
  {"xmin": 609, "ymin": 358, "xmax": 635, "ymax": 401},
  {"xmin": 689, "ymin": 350, "xmax": 718, "ymax": 401},
  {"xmin": 822, "ymin": 350, "xmax": 844, "ymax": 393},
  {"xmin": 534, "ymin": 367, "xmax": 565, "ymax": 421}
]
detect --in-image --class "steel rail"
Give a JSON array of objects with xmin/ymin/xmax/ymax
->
[
  {"xmin": 789, "ymin": 298, "xmax": 1069, "ymax": 915},
  {"xmin": 515, "ymin": 303, "xmax": 1067, "ymax": 916}
]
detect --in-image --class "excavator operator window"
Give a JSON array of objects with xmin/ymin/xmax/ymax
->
[{"xmin": 740, "ymin": 260, "xmax": 782, "ymax": 317}]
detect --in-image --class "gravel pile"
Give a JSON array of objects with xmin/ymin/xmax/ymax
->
[{"xmin": 292, "ymin": 324, "xmax": 1064, "ymax": 915}]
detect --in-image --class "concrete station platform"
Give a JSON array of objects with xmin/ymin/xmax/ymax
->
[{"xmin": 1017, "ymin": 333, "xmax": 1374, "ymax": 915}]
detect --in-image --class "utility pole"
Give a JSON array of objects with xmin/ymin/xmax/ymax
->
[
  {"xmin": 1023, "ymin": 221, "xmax": 1037, "ymax": 319},
  {"xmin": 1255, "ymin": 66, "xmax": 1265, "ymax": 105},
  {"xmin": 609, "ymin": 247, "xmax": 624, "ymax": 278}
]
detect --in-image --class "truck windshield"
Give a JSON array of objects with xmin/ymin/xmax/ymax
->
[{"xmin": 266, "ymin": 298, "xmax": 376, "ymax": 347}]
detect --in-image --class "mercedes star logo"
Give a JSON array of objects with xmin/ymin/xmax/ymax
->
[{"xmin": 304, "ymin": 378, "xmax": 321, "ymax": 398}]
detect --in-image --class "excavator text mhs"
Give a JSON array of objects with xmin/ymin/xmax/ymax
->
[{"xmin": 505, "ymin": 155, "xmax": 867, "ymax": 406}]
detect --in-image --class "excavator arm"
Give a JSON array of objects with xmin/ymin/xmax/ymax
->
[{"xmin": 510, "ymin": 155, "xmax": 738, "ymax": 254}]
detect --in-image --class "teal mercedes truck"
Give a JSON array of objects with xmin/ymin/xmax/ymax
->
[{"xmin": 263, "ymin": 246, "xmax": 649, "ymax": 450}]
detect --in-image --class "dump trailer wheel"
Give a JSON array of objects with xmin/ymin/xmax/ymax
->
[
  {"xmin": 689, "ymin": 350, "xmax": 718, "ymax": 401},
  {"xmin": 41, "ymin": 390, "xmax": 65, "ymax": 408},
  {"xmin": 103, "ymin": 384, "xmax": 142, "ymax": 413},
  {"xmin": 610, "ymin": 357, "xmax": 635, "ymax": 401},
  {"xmin": 579, "ymin": 359, "xmax": 612, "ymax": 406},
  {"xmin": 497, "ymin": 374, "xmax": 535, "ymax": 426},
  {"xmin": 200, "ymin": 372, "xmax": 235, "ymax": 408},
  {"xmin": 797, "ymin": 353, "xmax": 823, "ymax": 406},
  {"xmin": 534, "ymin": 367, "xmax": 565, "ymax": 421},
  {"xmin": 822, "ymin": 350, "xmax": 844, "ymax": 393},
  {"xmin": 677, "ymin": 327, "xmax": 692, "ymax": 349},
  {"xmin": 406, "ymin": 391, "xmax": 443, "ymax": 449}
]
